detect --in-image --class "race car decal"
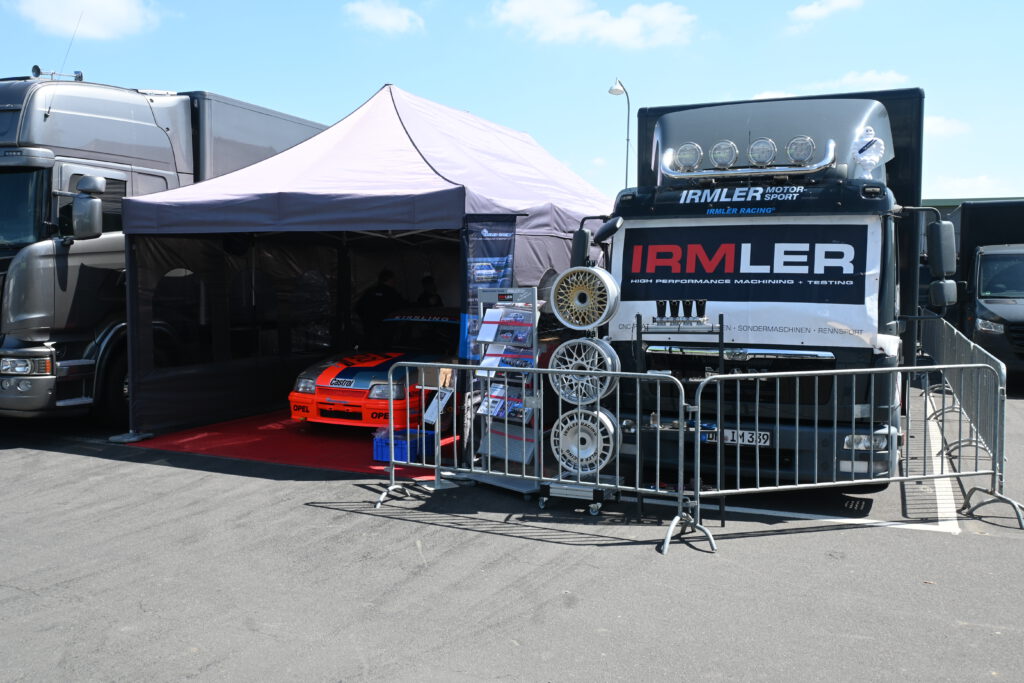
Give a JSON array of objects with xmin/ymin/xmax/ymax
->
[{"xmin": 314, "ymin": 352, "xmax": 440, "ymax": 390}]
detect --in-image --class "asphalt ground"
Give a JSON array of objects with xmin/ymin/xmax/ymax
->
[{"xmin": 2, "ymin": 395, "xmax": 1023, "ymax": 682}]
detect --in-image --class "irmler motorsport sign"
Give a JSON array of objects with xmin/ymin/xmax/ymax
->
[
  {"xmin": 610, "ymin": 217, "xmax": 882, "ymax": 349},
  {"xmin": 621, "ymin": 223, "xmax": 866, "ymax": 305}
]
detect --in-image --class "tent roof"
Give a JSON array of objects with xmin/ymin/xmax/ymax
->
[{"xmin": 123, "ymin": 84, "xmax": 611, "ymax": 236}]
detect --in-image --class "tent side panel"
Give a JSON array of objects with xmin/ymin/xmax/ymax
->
[{"xmin": 128, "ymin": 233, "xmax": 342, "ymax": 434}]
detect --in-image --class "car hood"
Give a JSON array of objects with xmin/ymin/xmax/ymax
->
[{"xmin": 312, "ymin": 351, "xmax": 447, "ymax": 390}]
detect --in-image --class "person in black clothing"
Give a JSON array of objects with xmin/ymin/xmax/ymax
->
[
  {"xmin": 355, "ymin": 269, "xmax": 406, "ymax": 346},
  {"xmin": 416, "ymin": 275, "xmax": 443, "ymax": 307}
]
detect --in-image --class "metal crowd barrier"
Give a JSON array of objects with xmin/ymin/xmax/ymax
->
[
  {"xmin": 374, "ymin": 360, "xmax": 717, "ymax": 552},
  {"xmin": 917, "ymin": 312, "xmax": 1021, "ymax": 524},
  {"xmin": 373, "ymin": 356, "xmax": 1022, "ymax": 555}
]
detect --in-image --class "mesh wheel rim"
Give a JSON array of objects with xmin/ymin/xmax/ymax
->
[
  {"xmin": 551, "ymin": 267, "xmax": 619, "ymax": 331},
  {"xmin": 548, "ymin": 338, "xmax": 621, "ymax": 404}
]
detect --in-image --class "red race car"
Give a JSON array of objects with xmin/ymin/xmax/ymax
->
[{"xmin": 289, "ymin": 309, "xmax": 460, "ymax": 428}]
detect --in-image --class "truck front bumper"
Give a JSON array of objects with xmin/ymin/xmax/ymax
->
[
  {"xmin": 0, "ymin": 344, "xmax": 93, "ymax": 417},
  {"xmin": 627, "ymin": 420, "xmax": 900, "ymax": 487}
]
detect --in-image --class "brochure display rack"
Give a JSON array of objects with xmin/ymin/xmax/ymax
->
[{"xmin": 473, "ymin": 288, "xmax": 542, "ymax": 489}]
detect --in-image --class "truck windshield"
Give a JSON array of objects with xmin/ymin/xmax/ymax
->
[
  {"xmin": 979, "ymin": 253, "xmax": 1024, "ymax": 298},
  {"xmin": 0, "ymin": 168, "xmax": 46, "ymax": 247}
]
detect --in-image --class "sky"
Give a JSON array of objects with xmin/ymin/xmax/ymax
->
[{"xmin": 2, "ymin": 0, "xmax": 1021, "ymax": 204}]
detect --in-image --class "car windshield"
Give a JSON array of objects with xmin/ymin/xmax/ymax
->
[
  {"xmin": 0, "ymin": 168, "xmax": 46, "ymax": 247},
  {"xmin": 379, "ymin": 315, "xmax": 459, "ymax": 354},
  {"xmin": 979, "ymin": 254, "xmax": 1024, "ymax": 298}
]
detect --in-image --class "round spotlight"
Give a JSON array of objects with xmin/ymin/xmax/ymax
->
[
  {"xmin": 674, "ymin": 142, "xmax": 703, "ymax": 171},
  {"xmin": 709, "ymin": 140, "xmax": 739, "ymax": 169},
  {"xmin": 785, "ymin": 135, "xmax": 816, "ymax": 165},
  {"xmin": 748, "ymin": 137, "xmax": 777, "ymax": 167}
]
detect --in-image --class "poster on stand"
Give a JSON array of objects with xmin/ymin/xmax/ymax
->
[{"xmin": 460, "ymin": 218, "xmax": 517, "ymax": 359}]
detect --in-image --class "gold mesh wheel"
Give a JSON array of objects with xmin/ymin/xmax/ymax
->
[{"xmin": 550, "ymin": 267, "xmax": 620, "ymax": 331}]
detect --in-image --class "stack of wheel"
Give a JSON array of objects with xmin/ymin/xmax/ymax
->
[{"xmin": 547, "ymin": 267, "xmax": 623, "ymax": 477}]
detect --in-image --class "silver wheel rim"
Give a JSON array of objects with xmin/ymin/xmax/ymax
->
[
  {"xmin": 550, "ymin": 407, "xmax": 618, "ymax": 476},
  {"xmin": 548, "ymin": 338, "xmax": 620, "ymax": 404}
]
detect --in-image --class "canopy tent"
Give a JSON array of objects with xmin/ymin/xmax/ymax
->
[{"xmin": 122, "ymin": 84, "xmax": 612, "ymax": 435}]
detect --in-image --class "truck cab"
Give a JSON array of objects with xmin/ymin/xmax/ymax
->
[
  {"xmin": 550, "ymin": 89, "xmax": 944, "ymax": 485},
  {"xmin": 0, "ymin": 72, "xmax": 324, "ymax": 421}
]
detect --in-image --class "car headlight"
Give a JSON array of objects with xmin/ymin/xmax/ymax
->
[
  {"xmin": 293, "ymin": 377, "xmax": 316, "ymax": 394},
  {"xmin": 976, "ymin": 318, "xmax": 1004, "ymax": 334},
  {"xmin": 368, "ymin": 382, "xmax": 406, "ymax": 400}
]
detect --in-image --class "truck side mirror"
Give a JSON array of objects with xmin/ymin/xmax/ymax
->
[
  {"xmin": 70, "ymin": 175, "xmax": 106, "ymax": 241},
  {"xmin": 570, "ymin": 228, "xmax": 592, "ymax": 267},
  {"xmin": 926, "ymin": 219, "xmax": 956, "ymax": 278},
  {"xmin": 928, "ymin": 279, "xmax": 957, "ymax": 308}
]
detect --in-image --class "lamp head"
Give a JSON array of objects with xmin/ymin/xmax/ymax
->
[{"xmin": 608, "ymin": 79, "xmax": 627, "ymax": 96}]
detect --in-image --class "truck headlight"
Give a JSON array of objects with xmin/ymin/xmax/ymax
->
[
  {"xmin": 843, "ymin": 433, "xmax": 889, "ymax": 451},
  {"xmin": 0, "ymin": 358, "xmax": 51, "ymax": 375},
  {"xmin": 368, "ymin": 382, "xmax": 406, "ymax": 400},
  {"xmin": 976, "ymin": 318, "xmax": 1004, "ymax": 334},
  {"xmin": 293, "ymin": 377, "xmax": 316, "ymax": 394}
]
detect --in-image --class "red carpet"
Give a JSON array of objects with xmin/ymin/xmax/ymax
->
[{"xmin": 133, "ymin": 410, "xmax": 433, "ymax": 480}]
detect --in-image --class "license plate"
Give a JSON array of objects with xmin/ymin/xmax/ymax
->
[{"xmin": 705, "ymin": 428, "xmax": 771, "ymax": 447}]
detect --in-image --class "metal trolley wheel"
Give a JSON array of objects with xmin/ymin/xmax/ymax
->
[
  {"xmin": 550, "ymin": 267, "xmax": 621, "ymax": 331},
  {"xmin": 548, "ymin": 337, "xmax": 621, "ymax": 404},
  {"xmin": 550, "ymin": 407, "xmax": 620, "ymax": 477}
]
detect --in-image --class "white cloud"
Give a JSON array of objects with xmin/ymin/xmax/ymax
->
[
  {"xmin": 814, "ymin": 69, "xmax": 909, "ymax": 91},
  {"xmin": 786, "ymin": 0, "xmax": 862, "ymax": 34},
  {"xmin": 591, "ymin": 157, "xmax": 608, "ymax": 167},
  {"xmin": 925, "ymin": 174, "xmax": 1022, "ymax": 199},
  {"xmin": 13, "ymin": 0, "xmax": 160, "ymax": 39},
  {"xmin": 492, "ymin": 0, "xmax": 697, "ymax": 49},
  {"xmin": 344, "ymin": 0, "xmax": 424, "ymax": 34},
  {"xmin": 751, "ymin": 71, "xmax": 907, "ymax": 101},
  {"xmin": 925, "ymin": 115, "xmax": 970, "ymax": 137}
]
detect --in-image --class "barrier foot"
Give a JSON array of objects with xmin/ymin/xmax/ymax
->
[
  {"xmin": 658, "ymin": 513, "xmax": 718, "ymax": 555},
  {"xmin": 962, "ymin": 487, "xmax": 1024, "ymax": 530},
  {"xmin": 375, "ymin": 484, "xmax": 408, "ymax": 509}
]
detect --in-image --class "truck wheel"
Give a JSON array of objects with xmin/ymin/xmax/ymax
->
[{"xmin": 98, "ymin": 352, "xmax": 129, "ymax": 428}]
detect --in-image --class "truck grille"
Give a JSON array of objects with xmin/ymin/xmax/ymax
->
[{"xmin": 645, "ymin": 351, "xmax": 837, "ymax": 405}]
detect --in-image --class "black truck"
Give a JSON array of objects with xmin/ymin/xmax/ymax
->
[{"xmin": 949, "ymin": 199, "xmax": 1024, "ymax": 374}]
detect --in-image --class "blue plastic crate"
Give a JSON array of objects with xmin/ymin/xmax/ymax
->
[{"xmin": 372, "ymin": 429, "xmax": 436, "ymax": 463}]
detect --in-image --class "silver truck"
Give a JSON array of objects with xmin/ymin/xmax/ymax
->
[{"xmin": 0, "ymin": 69, "xmax": 325, "ymax": 422}]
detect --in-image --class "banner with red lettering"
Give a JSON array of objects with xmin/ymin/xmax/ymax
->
[{"xmin": 609, "ymin": 216, "xmax": 882, "ymax": 349}]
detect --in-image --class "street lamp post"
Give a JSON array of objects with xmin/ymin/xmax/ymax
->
[{"xmin": 608, "ymin": 78, "xmax": 630, "ymax": 188}]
